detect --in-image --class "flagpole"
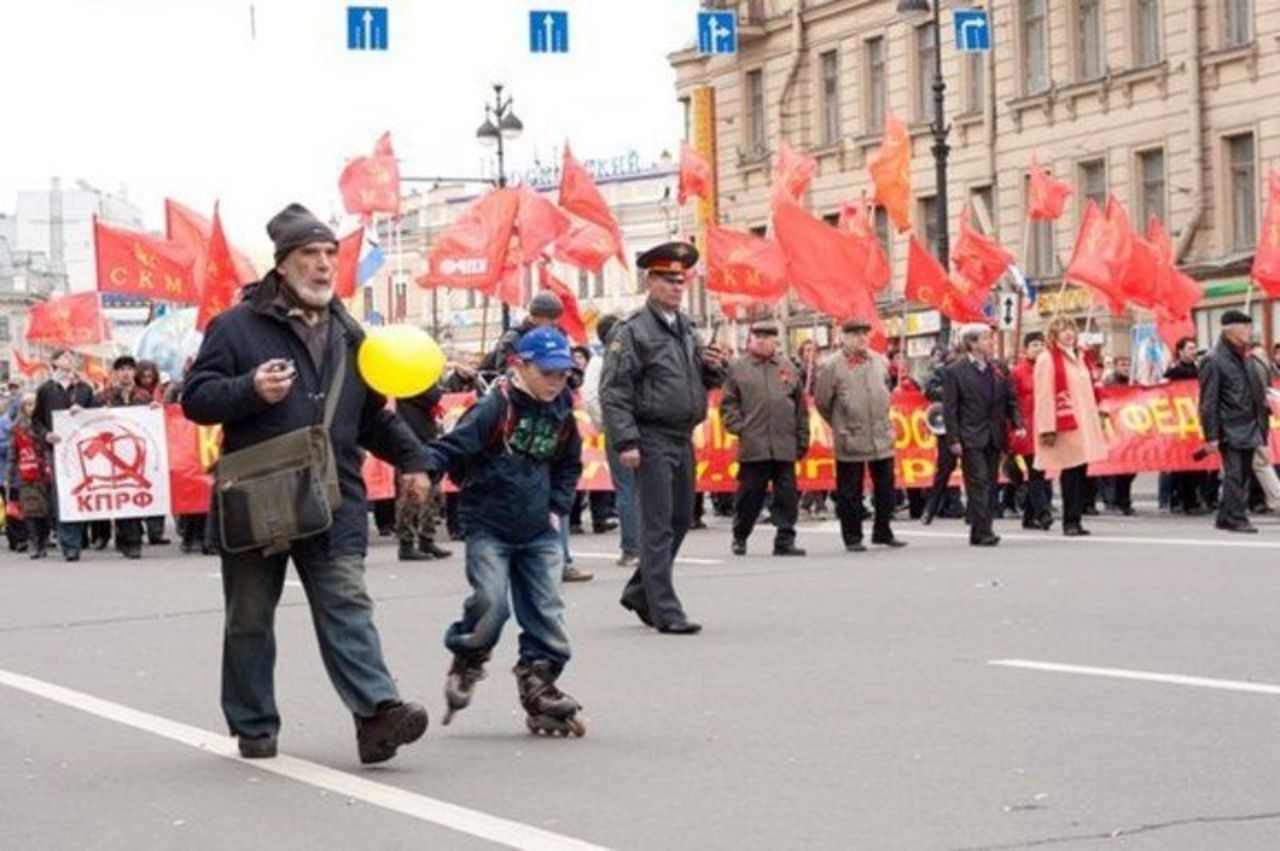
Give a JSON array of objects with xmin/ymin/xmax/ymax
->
[
  {"xmin": 1013, "ymin": 215, "xmax": 1034, "ymax": 360},
  {"xmin": 479, "ymin": 294, "xmax": 492, "ymax": 357},
  {"xmin": 1245, "ymin": 280, "xmax": 1255, "ymax": 314}
]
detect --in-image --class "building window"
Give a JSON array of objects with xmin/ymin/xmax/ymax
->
[
  {"xmin": 1223, "ymin": 0, "xmax": 1252, "ymax": 48},
  {"xmin": 1075, "ymin": 0, "xmax": 1104, "ymax": 81},
  {"xmin": 362, "ymin": 287, "xmax": 375, "ymax": 317},
  {"xmin": 679, "ymin": 97, "xmax": 691, "ymax": 142},
  {"xmin": 746, "ymin": 69, "xmax": 766, "ymax": 156},
  {"xmin": 916, "ymin": 23, "xmax": 937, "ymax": 125},
  {"xmin": 1022, "ymin": 0, "xmax": 1050, "ymax": 95},
  {"xmin": 1025, "ymin": 176, "xmax": 1056, "ymax": 278},
  {"xmin": 1227, "ymin": 133, "xmax": 1257, "ymax": 252},
  {"xmin": 865, "ymin": 37, "xmax": 886, "ymax": 133},
  {"xmin": 819, "ymin": 49, "xmax": 841, "ymax": 146},
  {"xmin": 874, "ymin": 207, "xmax": 892, "ymax": 260},
  {"xmin": 1134, "ymin": 0, "xmax": 1161, "ymax": 65},
  {"xmin": 965, "ymin": 52, "xmax": 985, "ymax": 115},
  {"xmin": 971, "ymin": 186, "xmax": 996, "ymax": 229},
  {"xmin": 1079, "ymin": 158, "xmax": 1107, "ymax": 211},
  {"xmin": 1137, "ymin": 148, "xmax": 1166, "ymax": 225},
  {"xmin": 592, "ymin": 271, "xmax": 605, "ymax": 299},
  {"xmin": 466, "ymin": 289, "xmax": 477, "ymax": 310},
  {"xmin": 918, "ymin": 196, "xmax": 941, "ymax": 259},
  {"xmin": 577, "ymin": 268, "xmax": 590, "ymax": 299},
  {"xmin": 393, "ymin": 279, "xmax": 407, "ymax": 322},
  {"xmin": 0, "ymin": 316, "xmax": 9, "ymax": 343}
]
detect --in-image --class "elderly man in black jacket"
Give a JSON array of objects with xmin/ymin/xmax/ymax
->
[
  {"xmin": 183, "ymin": 204, "xmax": 431, "ymax": 764},
  {"xmin": 942, "ymin": 323, "xmax": 1025, "ymax": 547},
  {"xmin": 1198, "ymin": 310, "xmax": 1269, "ymax": 533},
  {"xmin": 602, "ymin": 241, "xmax": 729, "ymax": 635},
  {"xmin": 31, "ymin": 348, "xmax": 99, "ymax": 561}
]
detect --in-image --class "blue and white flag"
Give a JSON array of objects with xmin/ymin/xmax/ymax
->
[
  {"xmin": 357, "ymin": 230, "xmax": 385, "ymax": 286},
  {"xmin": 1007, "ymin": 263, "xmax": 1037, "ymax": 306}
]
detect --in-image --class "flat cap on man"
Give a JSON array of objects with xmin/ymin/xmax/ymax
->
[
  {"xmin": 750, "ymin": 321, "xmax": 781, "ymax": 337},
  {"xmin": 637, "ymin": 241, "xmax": 699, "ymax": 274},
  {"xmin": 841, "ymin": 318, "xmax": 873, "ymax": 333},
  {"xmin": 1221, "ymin": 308, "xmax": 1253, "ymax": 327},
  {"xmin": 267, "ymin": 203, "xmax": 338, "ymax": 264}
]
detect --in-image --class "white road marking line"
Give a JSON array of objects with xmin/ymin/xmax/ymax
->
[
  {"xmin": 989, "ymin": 659, "xmax": 1280, "ymax": 696},
  {"xmin": 571, "ymin": 551, "xmax": 723, "ymax": 565},
  {"xmin": 0, "ymin": 668, "xmax": 609, "ymax": 851},
  {"xmin": 805, "ymin": 526, "xmax": 1280, "ymax": 549}
]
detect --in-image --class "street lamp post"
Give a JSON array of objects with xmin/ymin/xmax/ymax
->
[
  {"xmin": 899, "ymin": 0, "xmax": 952, "ymax": 342},
  {"xmin": 476, "ymin": 83, "xmax": 524, "ymax": 332}
]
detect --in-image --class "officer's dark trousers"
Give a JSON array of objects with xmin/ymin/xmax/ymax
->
[
  {"xmin": 622, "ymin": 431, "xmax": 694, "ymax": 628},
  {"xmin": 732, "ymin": 460, "xmax": 798, "ymax": 548},
  {"xmin": 961, "ymin": 446, "xmax": 1000, "ymax": 543},
  {"xmin": 1218, "ymin": 444, "xmax": 1254, "ymax": 528},
  {"xmin": 220, "ymin": 544, "xmax": 400, "ymax": 738}
]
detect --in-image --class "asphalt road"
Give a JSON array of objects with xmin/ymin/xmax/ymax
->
[{"xmin": 4, "ymin": 506, "xmax": 1280, "ymax": 850}]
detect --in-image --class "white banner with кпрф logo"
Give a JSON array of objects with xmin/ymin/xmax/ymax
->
[{"xmin": 52, "ymin": 407, "xmax": 171, "ymax": 522}]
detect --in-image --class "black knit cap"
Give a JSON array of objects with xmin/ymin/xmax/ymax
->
[{"xmin": 267, "ymin": 203, "xmax": 338, "ymax": 264}]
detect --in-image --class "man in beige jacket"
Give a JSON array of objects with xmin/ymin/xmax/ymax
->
[{"xmin": 815, "ymin": 318, "xmax": 907, "ymax": 553}]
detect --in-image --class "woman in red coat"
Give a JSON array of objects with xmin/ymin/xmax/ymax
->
[{"xmin": 1008, "ymin": 332, "xmax": 1053, "ymax": 530}]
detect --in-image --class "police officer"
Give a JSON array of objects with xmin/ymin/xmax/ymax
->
[{"xmin": 601, "ymin": 241, "xmax": 729, "ymax": 635}]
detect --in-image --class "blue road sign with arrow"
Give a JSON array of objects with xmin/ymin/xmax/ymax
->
[
  {"xmin": 530, "ymin": 10, "xmax": 569, "ymax": 54},
  {"xmin": 954, "ymin": 8, "xmax": 990, "ymax": 52},
  {"xmin": 347, "ymin": 7, "xmax": 388, "ymax": 51},
  {"xmin": 697, "ymin": 10, "xmax": 737, "ymax": 55}
]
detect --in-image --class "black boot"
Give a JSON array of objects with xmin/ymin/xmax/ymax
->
[
  {"xmin": 418, "ymin": 537, "xmax": 452, "ymax": 559},
  {"xmin": 356, "ymin": 701, "xmax": 428, "ymax": 764},
  {"xmin": 398, "ymin": 540, "xmax": 433, "ymax": 561}
]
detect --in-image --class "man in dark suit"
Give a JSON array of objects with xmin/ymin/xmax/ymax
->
[{"xmin": 942, "ymin": 323, "xmax": 1025, "ymax": 547}]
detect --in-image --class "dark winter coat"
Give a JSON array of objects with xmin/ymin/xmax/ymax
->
[
  {"xmin": 1198, "ymin": 339, "xmax": 1268, "ymax": 450},
  {"xmin": 181, "ymin": 272, "xmax": 429, "ymax": 557},
  {"xmin": 422, "ymin": 379, "xmax": 582, "ymax": 544}
]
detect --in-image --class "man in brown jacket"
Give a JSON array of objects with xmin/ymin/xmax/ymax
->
[
  {"xmin": 815, "ymin": 318, "xmax": 907, "ymax": 552},
  {"xmin": 720, "ymin": 322, "xmax": 809, "ymax": 556}
]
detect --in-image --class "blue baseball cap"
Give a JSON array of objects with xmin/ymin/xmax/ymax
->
[{"xmin": 516, "ymin": 326, "xmax": 575, "ymax": 370}]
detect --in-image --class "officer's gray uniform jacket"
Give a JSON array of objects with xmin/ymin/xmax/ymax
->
[{"xmin": 601, "ymin": 302, "xmax": 725, "ymax": 450}]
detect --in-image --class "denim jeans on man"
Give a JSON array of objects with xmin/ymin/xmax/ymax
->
[
  {"xmin": 221, "ymin": 542, "xmax": 401, "ymax": 738},
  {"xmin": 445, "ymin": 527, "xmax": 571, "ymax": 670},
  {"xmin": 606, "ymin": 445, "xmax": 638, "ymax": 556}
]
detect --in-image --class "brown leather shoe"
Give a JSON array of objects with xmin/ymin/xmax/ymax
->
[{"xmin": 356, "ymin": 701, "xmax": 428, "ymax": 764}]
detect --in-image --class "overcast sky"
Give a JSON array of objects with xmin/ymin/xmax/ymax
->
[{"xmin": 0, "ymin": 0, "xmax": 697, "ymax": 250}]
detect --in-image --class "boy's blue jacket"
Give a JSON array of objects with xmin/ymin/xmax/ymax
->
[{"xmin": 425, "ymin": 380, "xmax": 583, "ymax": 543}]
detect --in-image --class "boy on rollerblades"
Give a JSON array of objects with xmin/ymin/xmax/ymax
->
[{"xmin": 423, "ymin": 326, "xmax": 587, "ymax": 736}]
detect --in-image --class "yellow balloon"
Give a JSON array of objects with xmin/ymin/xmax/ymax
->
[{"xmin": 357, "ymin": 325, "xmax": 446, "ymax": 398}]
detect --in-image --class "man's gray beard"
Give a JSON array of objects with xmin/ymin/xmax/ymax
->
[{"xmin": 285, "ymin": 278, "xmax": 334, "ymax": 311}]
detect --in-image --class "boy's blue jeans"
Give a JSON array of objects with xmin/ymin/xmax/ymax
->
[{"xmin": 445, "ymin": 527, "xmax": 571, "ymax": 671}]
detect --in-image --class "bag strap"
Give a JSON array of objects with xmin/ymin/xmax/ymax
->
[{"xmin": 322, "ymin": 332, "xmax": 347, "ymax": 429}]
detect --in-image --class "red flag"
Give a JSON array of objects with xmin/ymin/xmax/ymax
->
[
  {"xmin": 772, "ymin": 140, "xmax": 816, "ymax": 202},
  {"xmin": 1156, "ymin": 315, "xmax": 1196, "ymax": 351},
  {"xmin": 334, "ymin": 228, "xmax": 363, "ymax": 300},
  {"xmin": 837, "ymin": 200, "xmax": 891, "ymax": 293},
  {"xmin": 1065, "ymin": 198, "xmax": 1131, "ymax": 316},
  {"xmin": 27, "ymin": 292, "xmax": 108, "ymax": 347},
  {"xmin": 515, "ymin": 186, "xmax": 571, "ymax": 264},
  {"xmin": 491, "ymin": 255, "xmax": 524, "ymax": 309},
  {"xmin": 196, "ymin": 205, "xmax": 243, "ymax": 331},
  {"xmin": 94, "ymin": 220, "xmax": 198, "ymax": 302},
  {"xmin": 559, "ymin": 144, "xmax": 626, "ymax": 267},
  {"xmin": 1252, "ymin": 168, "xmax": 1280, "ymax": 298},
  {"xmin": 706, "ymin": 226, "xmax": 789, "ymax": 303},
  {"xmin": 677, "ymin": 143, "xmax": 714, "ymax": 206},
  {"xmin": 1148, "ymin": 216, "xmax": 1202, "ymax": 320},
  {"xmin": 339, "ymin": 131, "xmax": 401, "ymax": 218},
  {"xmin": 165, "ymin": 199, "xmax": 257, "ymax": 287},
  {"xmin": 867, "ymin": 113, "xmax": 912, "ymax": 233},
  {"xmin": 538, "ymin": 265, "xmax": 588, "ymax": 345},
  {"xmin": 772, "ymin": 194, "xmax": 877, "ymax": 320},
  {"xmin": 11, "ymin": 349, "xmax": 46, "ymax": 378},
  {"xmin": 905, "ymin": 238, "xmax": 989, "ymax": 324},
  {"xmin": 1027, "ymin": 152, "xmax": 1073, "ymax": 221},
  {"xmin": 422, "ymin": 188, "xmax": 520, "ymax": 293},
  {"xmin": 951, "ymin": 207, "xmax": 1014, "ymax": 294},
  {"xmin": 552, "ymin": 218, "xmax": 620, "ymax": 273}
]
